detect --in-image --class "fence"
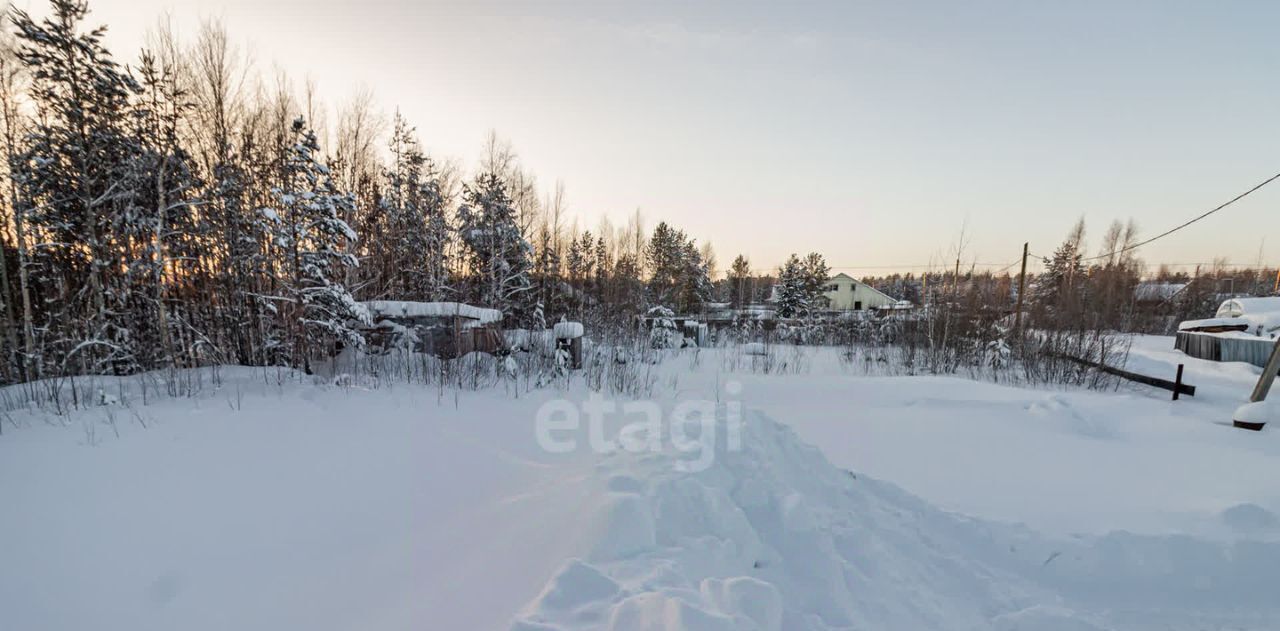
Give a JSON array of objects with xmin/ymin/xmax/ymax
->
[
  {"xmin": 1056, "ymin": 353, "xmax": 1195, "ymax": 398},
  {"xmin": 1175, "ymin": 332, "xmax": 1277, "ymax": 368}
]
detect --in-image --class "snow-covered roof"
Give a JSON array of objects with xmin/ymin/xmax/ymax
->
[
  {"xmin": 1217, "ymin": 297, "xmax": 1280, "ymax": 317},
  {"xmin": 362, "ymin": 301, "xmax": 503, "ymax": 324},
  {"xmin": 1216, "ymin": 297, "xmax": 1280, "ymax": 333},
  {"xmin": 1177, "ymin": 317, "xmax": 1250, "ymax": 332},
  {"xmin": 1134, "ymin": 282, "xmax": 1187, "ymax": 302},
  {"xmin": 553, "ymin": 321, "xmax": 585, "ymax": 339},
  {"xmin": 861, "ymin": 282, "xmax": 898, "ymax": 302},
  {"xmin": 879, "ymin": 300, "xmax": 915, "ymax": 310}
]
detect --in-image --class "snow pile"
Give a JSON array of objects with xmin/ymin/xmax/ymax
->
[
  {"xmin": 512, "ymin": 388, "xmax": 1280, "ymax": 630},
  {"xmin": 513, "ymin": 410, "xmax": 1050, "ymax": 630},
  {"xmin": 362, "ymin": 300, "xmax": 503, "ymax": 324},
  {"xmin": 1234, "ymin": 400, "xmax": 1277, "ymax": 427},
  {"xmin": 1216, "ymin": 297, "xmax": 1280, "ymax": 334},
  {"xmin": 1217, "ymin": 297, "xmax": 1280, "ymax": 318}
]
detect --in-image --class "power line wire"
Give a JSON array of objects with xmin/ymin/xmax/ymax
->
[
  {"xmin": 771, "ymin": 170, "xmax": 1279, "ymax": 274},
  {"xmin": 1081, "ymin": 170, "xmax": 1280, "ymax": 262},
  {"xmin": 992, "ymin": 258, "xmax": 1022, "ymax": 274}
]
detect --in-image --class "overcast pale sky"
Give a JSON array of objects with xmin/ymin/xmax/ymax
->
[{"xmin": 27, "ymin": 0, "xmax": 1280, "ymax": 274}]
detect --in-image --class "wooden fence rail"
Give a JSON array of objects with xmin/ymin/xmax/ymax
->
[{"xmin": 1057, "ymin": 353, "xmax": 1196, "ymax": 397}]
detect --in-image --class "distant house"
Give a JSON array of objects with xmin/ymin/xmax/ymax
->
[
  {"xmin": 1133, "ymin": 282, "xmax": 1187, "ymax": 306},
  {"xmin": 823, "ymin": 273, "xmax": 898, "ymax": 311}
]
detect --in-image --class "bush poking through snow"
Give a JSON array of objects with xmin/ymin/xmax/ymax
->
[{"xmin": 647, "ymin": 306, "xmax": 681, "ymax": 350}]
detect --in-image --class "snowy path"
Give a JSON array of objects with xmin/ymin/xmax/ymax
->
[{"xmin": 724, "ymin": 336, "xmax": 1280, "ymax": 539}]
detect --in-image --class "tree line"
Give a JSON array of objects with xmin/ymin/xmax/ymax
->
[
  {"xmin": 0, "ymin": 0, "xmax": 753, "ymax": 383},
  {"xmin": 861, "ymin": 218, "xmax": 1277, "ymax": 335},
  {"xmin": 4, "ymin": 2, "xmax": 1269, "ymax": 385}
]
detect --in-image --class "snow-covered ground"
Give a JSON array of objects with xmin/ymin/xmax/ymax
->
[
  {"xmin": 744, "ymin": 335, "xmax": 1280, "ymax": 539},
  {"xmin": 3, "ymin": 336, "xmax": 1279, "ymax": 630}
]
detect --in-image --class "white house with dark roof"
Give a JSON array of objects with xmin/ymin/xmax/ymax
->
[{"xmin": 823, "ymin": 273, "xmax": 898, "ymax": 311}]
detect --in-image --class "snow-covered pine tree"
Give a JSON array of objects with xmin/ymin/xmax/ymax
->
[
  {"xmin": 1031, "ymin": 220, "xmax": 1087, "ymax": 327},
  {"xmin": 801, "ymin": 252, "xmax": 831, "ymax": 313},
  {"xmin": 566, "ymin": 228, "xmax": 588, "ymax": 303},
  {"xmin": 728, "ymin": 255, "xmax": 751, "ymax": 308},
  {"xmin": 578, "ymin": 231, "xmax": 595, "ymax": 302},
  {"xmin": 775, "ymin": 254, "xmax": 807, "ymax": 319},
  {"xmin": 645, "ymin": 221, "xmax": 683, "ymax": 306},
  {"xmin": 611, "ymin": 251, "xmax": 644, "ymax": 316},
  {"xmin": 265, "ymin": 117, "xmax": 369, "ymax": 367},
  {"xmin": 533, "ymin": 222, "xmax": 562, "ymax": 321},
  {"xmin": 593, "ymin": 234, "xmax": 610, "ymax": 304},
  {"xmin": 380, "ymin": 113, "xmax": 432, "ymax": 299},
  {"xmin": 456, "ymin": 171, "xmax": 533, "ymax": 319},
  {"xmin": 418, "ymin": 154, "xmax": 453, "ymax": 302},
  {"xmin": 10, "ymin": 0, "xmax": 144, "ymax": 374},
  {"xmin": 646, "ymin": 305, "xmax": 680, "ymax": 349},
  {"xmin": 675, "ymin": 239, "xmax": 712, "ymax": 314}
]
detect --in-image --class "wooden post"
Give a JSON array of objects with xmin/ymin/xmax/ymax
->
[
  {"xmin": 1014, "ymin": 242, "xmax": 1028, "ymax": 335},
  {"xmin": 1248, "ymin": 338, "xmax": 1280, "ymax": 403},
  {"xmin": 1235, "ymin": 338, "xmax": 1280, "ymax": 430},
  {"xmin": 570, "ymin": 337, "xmax": 583, "ymax": 369},
  {"xmin": 451, "ymin": 315, "xmax": 463, "ymax": 358},
  {"xmin": 1172, "ymin": 363, "xmax": 1184, "ymax": 401}
]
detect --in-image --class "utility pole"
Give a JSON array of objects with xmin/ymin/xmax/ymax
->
[
  {"xmin": 1014, "ymin": 242, "xmax": 1029, "ymax": 334},
  {"xmin": 953, "ymin": 257, "xmax": 961, "ymax": 297}
]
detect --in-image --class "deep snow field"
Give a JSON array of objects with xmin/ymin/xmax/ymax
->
[{"xmin": 3, "ymin": 335, "xmax": 1280, "ymax": 630}]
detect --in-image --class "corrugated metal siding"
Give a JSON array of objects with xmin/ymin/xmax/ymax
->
[{"xmin": 1175, "ymin": 332, "xmax": 1277, "ymax": 368}]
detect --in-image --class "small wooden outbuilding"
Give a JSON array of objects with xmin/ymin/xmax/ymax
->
[
  {"xmin": 361, "ymin": 301, "xmax": 505, "ymax": 359},
  {"xmin": 553, "ymin": 321, "xmax": 585, "ymax": 369}
]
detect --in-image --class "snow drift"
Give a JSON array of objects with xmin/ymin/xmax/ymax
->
[
  {"xmin": 5, "ymin": 349, "xmax": 1280, "ymax": 631},
  {"xmin": 512, "ymin": 408, "xmax": 1280, "ymax": 631}
]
